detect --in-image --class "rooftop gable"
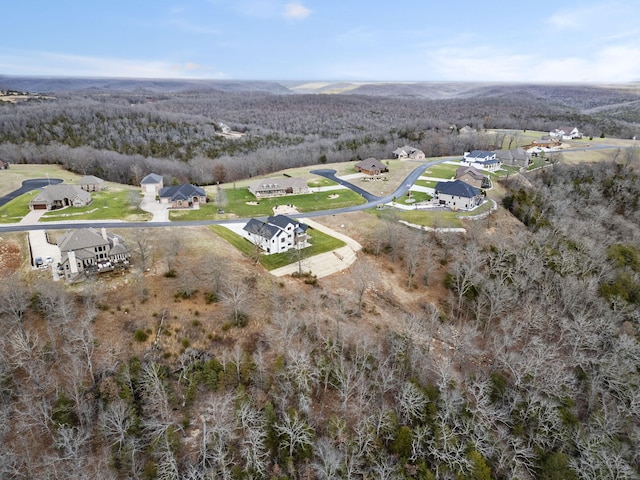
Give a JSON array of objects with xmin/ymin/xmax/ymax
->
[
  {"xmin": 436, "ymin": 179, "xmax": 481, "ymax": 198},
  {"xmin": 140, "ymin": 173, "xmax": 163, "ymax": 185}
]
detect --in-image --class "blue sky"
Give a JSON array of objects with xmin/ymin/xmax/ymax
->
[{"xmin": 2, "ymin": 0, "xmax": 640, "ymax": 82}]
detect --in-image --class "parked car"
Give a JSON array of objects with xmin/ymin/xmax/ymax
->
[{"xmin": 35, "ymin": 257, "xmax": 43, "ymax": 267}]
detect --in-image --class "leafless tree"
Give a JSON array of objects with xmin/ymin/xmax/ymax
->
[{"xmin": 220, "ymin": 277, "xmax": 248, "ymax": 326}]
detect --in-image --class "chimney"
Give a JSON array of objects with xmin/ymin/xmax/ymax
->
[{"xmin": 68, "ymin": 251, "xmax": 78, "ymax": 274}]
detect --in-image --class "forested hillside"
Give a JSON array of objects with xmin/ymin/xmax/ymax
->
[
  {"xmin": 1, "ymin": 156, "xmax": 640, "ymax": 478},
  {"xmin": 0, "ymin": 79, "xmax": 639, "ymax": 479},
  {"xmin": 1, "ymin": 80, "xmax": 639, "ymax": 186}
]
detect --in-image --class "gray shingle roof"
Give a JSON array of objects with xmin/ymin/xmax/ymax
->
[
  {"xmin": 243, "ymin": 218, "xmax": 280, "ymax": 240},
  {"xmin": 140, "ymin": 173, "xmax": 163, "ymax": 184},
  {"xmin": 158, "ymin": 184, "xmax": 206, "ymax": 201},
  {"xmin": 77, "ymin": 175, "xmax": 104, "ymax": 185},
  {"xmin": 436, "ymin": 180, "xmax": 481, "ymax": 198},
  {"xmin": 58, "ymin": 228, "xmax": 109, "ymax": 252},
  {"xmin": 31, "ymin": 184, "xmax": 91, "ymax": 204}
]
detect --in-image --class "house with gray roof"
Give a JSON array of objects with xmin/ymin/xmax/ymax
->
[
  {"xmin": 29, "ymin": 184, "xmax": 92, "ymax": 211},
  {"xmin": 77, "ymin": 175, "xmax": 105, "ymax": 192},
  {"xmin": 158, "ymin": 184, "xmax": 207, "ymax": 208},
  {"xmin": 495, "ymin": 147, "xmax": 531, "ymax": 168},
  {"xmin": 435, "ymin": 180, "xmax": 483, "ymax": 210},
  {"xmin": 243, "ymin": 214, "xmax": 309, "ymax": 255},
  {"xmin": 57, "ymin": 227, "xmax": 130, "ymax": 281},
  {"xmin": 140, "ymin": 173, "xmax": 164, "ymax": 194},
  {"xmin": 248, "ymin": 177, "xmax": 309, "ymax": 198},
  {"xmin": 354, "ymin": 158, "xmax": 388, "ymax": 176},
  {"xmin": 456, "ymin": 166, "xmax": 490, "ymax": 189},
  {"xmin": 461, "ymin": 150, "xmax": 502, "ymax": 172},
  {"xmin": 392, "ymin": 145, "xmax": 425, "ymax": 160}
]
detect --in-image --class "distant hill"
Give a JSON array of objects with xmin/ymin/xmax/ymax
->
[
  {"xmin": 0, "ymin": 76, "xmax": 292, "ymax": 95},
  {"xmin": 1, "ymin": 76, "xmax": 639, "ymax": 118}
]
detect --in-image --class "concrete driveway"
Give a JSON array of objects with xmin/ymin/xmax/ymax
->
[
  {"xmin": 221, "ymin": 218, "xmax": 361, "ymax": 278},
  {"xmin": 139, "ymin": 191, "xmax": 169, "ymax": 222}
]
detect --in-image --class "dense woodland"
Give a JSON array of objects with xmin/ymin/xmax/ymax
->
[
  {"xmin": 0, "ymin": 80, "xmax": 640, "ymax": 479},
  {"xmin": 1, "ymin": 81, "xmax": 639, "ymax": 186}
]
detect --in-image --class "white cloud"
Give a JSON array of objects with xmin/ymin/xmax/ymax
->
[
  {"xmin": 426, "ymin": 45, "xmax": 640, "ymax": 83},
  {"xmin": 283, "ymin": 2, "xmax": 311, "ymax": 19},
  {"xmin": 0, "ymin": 50, "xmax": 226, "ymax": 79}
]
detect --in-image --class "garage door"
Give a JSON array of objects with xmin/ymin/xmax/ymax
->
[{"xmin": 32, "ymin": 203, "xmax": 48, "ymax": 210}]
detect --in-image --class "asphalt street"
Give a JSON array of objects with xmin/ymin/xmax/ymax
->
[{"xmin": 0, "ymin": 160, "xmax": 450, "ymax": 233}]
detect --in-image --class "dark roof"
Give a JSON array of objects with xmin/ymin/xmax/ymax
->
[
  {"xmin": 436, "ymin": 180, "xmax": 481, "ymax": 198},
  {"xmin": 267, "ymin": 214, "xmax": 308, "ymax": 232},
  {"xmin": 466, "ymin": 150, "xmax": 495, "ymax": 159},
  {"xmin": 140, "ymin": 173, "xmax": 163, "ymax": 184},
  {"xmin": 243, "ymin": 218, "xmax": 280, "ymax": 240},
  {"xmin": 159, "ymin": 184, "xmax": 206, "ymax": 201}
]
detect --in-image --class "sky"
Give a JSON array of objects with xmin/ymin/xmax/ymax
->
[{"xmin": 1, "ymin": 0, "xmax": 640, "ymax": 83}]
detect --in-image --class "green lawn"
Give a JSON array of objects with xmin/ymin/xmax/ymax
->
[
  {"xmin": 421, "ymin": 163, "xmax": 459, "ymax": 179},
  {"xmin": 398, "ymin": 191, "xmax": 432, "ymax": 204},
  {"xmin": 209, "ymin": 224, "xmax": 346, "ymax": 270},
  {"xmin": 307, "ymin": 178, "xmax": 338, "ymax": 188},
  {"xmin": 0, "ymin": 193, "xmax": 33, "ymax": 223},
  {"xmin": 413, "ymin": 179, "xmax": 437, "ymax": 188},
  {"xmin": 171, "ymin": 188, "xmax": 366, "ymax": 221},
  {"xmin": 40, "ymin": 189, "xmax": 150, "ymax": 222},
  {"xmin": 375, "ymin": 198, "xmax": 494, "ymax": 228}
]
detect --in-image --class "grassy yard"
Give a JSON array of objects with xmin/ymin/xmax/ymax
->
[
  {"xmin": 307, "ymin": 177, "xmax": 338, "ymax": 188},
  {"xmin": 40, "ymin": 189, "xmax": 150, "ymax": 222},
  {"xmin": 421, "ymin": 162, "xmax": 459, "ymax": 179},
  {"xmin": 397, "ymin": 191, "xmax": 432, "ymax": 204},
  {"xmin": 0, "ymin": 193, "xmax": 34, "ymax": 223},
  {"xmin": 209, "ymin": 224, "xmax": 346, "ymax": 270},
  {"xmin": 171, "ymin": 188, "xmax": 367, "ymax": 221},
  {"xmin": 375, "ymin": 197, "xmax": 494, "ymax": 228},
  {"xmin": 413, "ymin": 179, "xmax": 437, "ymax": 188}
]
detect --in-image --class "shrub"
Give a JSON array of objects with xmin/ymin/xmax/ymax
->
[
  {"xmin": 134, "ymin": 329, "xmax": 149, "ymax": 342},
  {"xmin": 204, "ymin": 291, "xmax": 218, "ymax": 304}
]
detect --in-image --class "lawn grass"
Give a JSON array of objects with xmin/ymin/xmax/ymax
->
[
  {"xmin": 209, "ymin": 224, "xmax": 346, "ymax": 270},
  {"xmin": 172, "ymin": 188, "xmax": 367, "ymax": 221},
  {"xmin": 413, "ymin": 179, "xmax": 437, "ymax": 188},
  {"xmin": 307, "ymin": 177, "xmax": 338, "ymax": 188},
  {"xmin": 40, "ymin": 189, "xmax": 151, "ymax": 222},
  {"xmin": 375, "ymin": 198, "xmax": 494, "ymax": 228},
  {"xmin": 421, "ymin": 163, "xmax": 459, "ymax": 179},
  {"xmin": 398, "ymin": 191, "xmax": 432, "ymax": 204},
  {"xmin": 0, "ymin": 193, "xmax": 33, "ymax": 223}
]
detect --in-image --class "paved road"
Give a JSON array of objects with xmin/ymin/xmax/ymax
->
[
  {"xmin": 0, "ymin": 178, "xmax": 64, "ymax": 207},
  {"xmin": 0, "ymin": 159, "xmax": 453, "ymax": 233}
]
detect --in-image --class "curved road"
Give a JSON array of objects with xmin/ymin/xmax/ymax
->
[
  {"xmin": 0, "ymin": 178, "xmax": 63, "ymax": 207},
  {"xmin": 0, "ymin": 159, "xmax": 450, "ymax": 234}
]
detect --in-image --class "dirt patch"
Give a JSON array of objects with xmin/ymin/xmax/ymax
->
[
  {"xmin": 273, "ymin": 204, "xmax": 299, "ymax": 215},
  {"xmin": 0, "ymin": 238, "xmax": 21, "ymax": 276},
  {"xmin": 327, "ymin": 194, "xmax": 340, "ymax": 199}
]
